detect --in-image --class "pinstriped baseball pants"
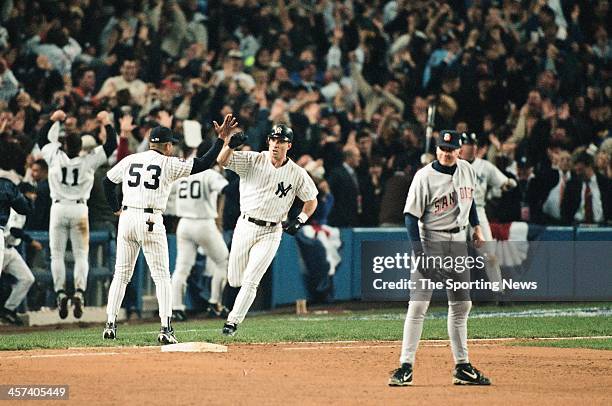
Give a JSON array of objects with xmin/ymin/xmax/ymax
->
[
  {"xmin": 226, "ymin": 217, "xmax": 282, "ymax": 325},
  {"xmin": 106, "ymin": 210, "xmax": 172, "ymax": 326}
]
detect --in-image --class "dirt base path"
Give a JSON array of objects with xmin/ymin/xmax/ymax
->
[{"xmin": 0, "ymin": 341, "xmax": 610, "ymax": 405}]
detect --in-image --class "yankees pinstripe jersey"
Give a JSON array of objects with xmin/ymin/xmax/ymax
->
[
  {"xmin": 471, "ymin": 158, "xmax": 509, "ymax": 207},
  {"xmin": 224, "ymin": 151, "xmax": 318, "ymax": 222},
  {"xmin": 3, "ymin": 209, "xmax": 25, "ymax": 247},
  {"xmin": 106, "ymin": 150, "xmax": 193, "ymax": 211},
  {"xmin": 404, "ymin": 159, "xmax": 476, "ymax": 230},
  {"xmin": 41, "ymin": 142, "xmax": 107, "ymax": 201},
  {"xmin": 175, "ymin": 169, "xmax": 228, "ymax": 219}
]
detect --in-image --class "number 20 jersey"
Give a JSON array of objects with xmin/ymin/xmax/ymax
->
[
  {"xmin": 41, "ymin": 142, "xmax": 108, "ymax": 201},
  {"xmin": 106, "ymin": 150, "xmax": 194, "ymax": 211},
  {"xmin": 175, "ymin": 170, "xmax": 228, "ymax": 219}
]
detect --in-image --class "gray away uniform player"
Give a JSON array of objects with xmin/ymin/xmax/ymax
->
[
  {"xmin": 40, "ymin": 110, "xmax": 117, "ymax": 319},
  {"xmin": 171, "ymin": 167, "xmax": 229, "ymax": 321},
  {"xmin": 389, "ymin": 130, "xmax": 491, "ymax": 386},
  {"xmin": 460, "ymin": 132, "xmax": 516, "ymax": 289},
  {"xmin": 102, "ymin": 114, "xmax": 237, "ymax": 344},
  {"xmin": 217, "ymin": 124, "xmax": 318, "ymax": 336}
]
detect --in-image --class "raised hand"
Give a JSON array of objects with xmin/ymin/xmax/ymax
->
[
  {"xmin": 213, "ymin": 113, "xmax": 238, "ymax": 141},
  {"xmin": 96, "ymin": 110, "xmax": 112, "ymax": 126},
  {"xmin": 50, "ymin": 110, "xmax": 67, "ymax": 122}
]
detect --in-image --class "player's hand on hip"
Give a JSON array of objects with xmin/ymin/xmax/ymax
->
[
  {"xmin": 213, "ymin": 113, "xmax": 238, "ymax": 141},
  {"xmin": 472, "ymin": 225, "xmax": 485, "ymax": 248},
  {"xmin": 282, "ymin": 218, "xmax": 304, "ymax": 236}
]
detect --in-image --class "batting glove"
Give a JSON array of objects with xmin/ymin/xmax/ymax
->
[
  {"xmin": 228, "ymin": 131, "xmax": 248, "ymax": 149},
  {"xmin": 282, "ymin": 217, "xmax": 304, "ymax": 236}
]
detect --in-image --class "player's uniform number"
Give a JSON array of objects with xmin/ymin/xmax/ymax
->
[
  {"xmin": 178, "ymin": 180, "xmax": 202, "ymax": 199},
  {"xmin": 61, "ymin": 167, "xmax": 79, "ymax": 186},
  {"xmin": 127, "ymin": 163, "xmax": 162, "ymax": 189}
]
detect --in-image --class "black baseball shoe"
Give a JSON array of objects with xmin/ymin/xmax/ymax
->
[
  {"xmin": 103, "ymin": 322, "xmax": 117, "ymax": 340},
  {"xmin": 158, "ymin": 326, "xmax": 178, "ymax": 345},
  {"xmin": 56, "ymin": 291, "xmax": 69, "ymax": 319},
  {"xmin": 222, "ymin": 322, "xmax": 237, "ymax": 336},
  {"xmin": 72, "ymin": 289, "xmax": 85, "ymax": 319},
  {"xmin": 388, "ymin": 363, "xmax": 413, "ymax": 386},
  {"xmin": 207, "ymin": 305, "xmax": 230, "ymax": 319},
  {"xmin": 0, "ymin": 308, "xmax": 24, "ymax": 326},
  {"xmin": 172, "ymin": 310, "xmax": 187, "ymax": 322},
  {"xmin": 453, "ymin": 363, "xmax": 491, "ymax": 385}
]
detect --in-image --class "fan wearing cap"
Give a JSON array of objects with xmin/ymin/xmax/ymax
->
[
  {"xmin": 216, "ymin": 123, "xmax": 318, "ymax": 336},
  {"xmin": 459, "ymin": 132, "xmax": 517, "ymax": 290},
  {"xmin": 101, "ymin": 114, "xmax": 239, "ymax": 345},
  {"xmin": 389, "ymin": 130, "xmax": 492, "ymax": 387}
]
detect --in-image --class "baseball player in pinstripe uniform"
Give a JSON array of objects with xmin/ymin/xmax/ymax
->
[
  {"xmin": 459, "ymin": 132, "xmax": 516, "ymax": 289},
  {"xmin": 102, "ymin": 114, "xmax": 237, "ymax": 344},
  {"xmin": 1, "ymin": 204, "xmax": 41, "ymax": 326},
  {"xmin": 40, "ymin": 110, "xmax": 117, "ymax": 319},
  {"xmin": 171, "ymin": 162, "xmax": 229, "ymax": 322},
  {"xmin": 217, "ymin": 124, "xmax": 318, "ymax": 336},
  {"xmin": 389, "ymin": 130, "xmax": 491, "ymax": 386}
]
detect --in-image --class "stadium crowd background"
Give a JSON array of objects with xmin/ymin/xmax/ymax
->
[{"xmin": 0, "ymin": 0, "xmax": 610, "ymax": 247}]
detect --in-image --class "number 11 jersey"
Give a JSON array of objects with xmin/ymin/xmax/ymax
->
[
  {"xmin": 106, "ymin": 150, "xmax": 194, "ymax": 211},
  {"xmin": 41, "ymin": 142, "xmax": 108, "ymax": 201}
]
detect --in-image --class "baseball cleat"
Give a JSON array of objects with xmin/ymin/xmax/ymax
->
[
  {"xmin": 57, "ymin": 291, "xmax": 69, "ymax": 319},
  {"xmin": 158, "ymin": 326, "xmax": 178, "ymax": 345},
  {"xmin": 72, "ymin": 290, "xmax": 85, "ymax": 319},
  {"xmin": 453, "ymin": 363, "xmax": 491, "ymax": 385},
  {"xmin": 103, "ymin": 322, "xmax": 117, "ymax": 340},
  {"xmin": 0, "ymin": 308, "xmax": 24, "ymax": 326},
  {"xmin": 388, "ymin": 363, "xmax": 413, "ymax": 386},
  {"xmin": 172, "ymin": 310, "xmax": 187, "ymax": 322},
  {"xmin": 222, "ymin": 322, "xmax": 237, "ymax": 336}
]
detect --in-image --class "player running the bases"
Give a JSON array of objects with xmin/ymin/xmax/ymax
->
[
  {"xmin": 389, "ymin": 130, "xmax": 491, "ymax": 386},
  {"xmin": 102, "ymin": 114, "xmax": 238, "ymax": 344},
  {"xmin": 217, "ymin": 124, "xmax": 318, "ymax": 336}
]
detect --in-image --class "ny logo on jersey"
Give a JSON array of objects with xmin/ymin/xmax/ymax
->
[{"xmin": 275, "ymin": 182, "xmax": 292, "ymax": 198}]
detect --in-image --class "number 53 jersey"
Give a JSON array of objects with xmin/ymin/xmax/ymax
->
[
  {"xmin": 41, "ymin": 142, "xmax": 108, "ymax": 201},
  {"xmin": 106, "ymin": 150, "xmax": 194, "ymax": 211}
]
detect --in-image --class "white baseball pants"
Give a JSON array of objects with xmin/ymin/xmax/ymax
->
[
  {"xmin": 106, "ymin": 209, "xmax": 172, "ymax": 326},
  {"xmin": 171, "ymin": 218, "xmax": 229, "ymax": 311},
  {"xmin": 1, "ymin": 247, "xmax": 35, "ymax": 311},
  {"xmin": 226, "ymin": 217, "xmax": 282, "ymax": 325},
  {"xmin": 49, "ymin": 202, "xmax": 89, "ymax": 293}
]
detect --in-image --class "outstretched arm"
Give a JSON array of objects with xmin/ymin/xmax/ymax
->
[
  {"xmin": 193, "ymin": 113, "xmax": 238, "ymax": 174},
  {"xmin": 97, "ymin": 111, "xmax": 118, "ymax": 157}
]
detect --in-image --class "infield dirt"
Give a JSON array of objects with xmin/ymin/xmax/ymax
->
[{"xmin": 1, "ymin": 341, "xmax": 610, "ymax": 405}]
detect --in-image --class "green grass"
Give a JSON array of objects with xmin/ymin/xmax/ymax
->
[
  {"xmin": 515, "ymin": 338, "xmax": 612, "ymax": 350},
  {"xmin": 0, "ymin": 303, "xmax": 610, "ymax": 351}
]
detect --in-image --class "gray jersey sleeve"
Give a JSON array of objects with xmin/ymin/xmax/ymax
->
[
  {"xmin": 485, "ymin": 160, "xmax": 509, "ymax": 189},
  {"xmin": 403, "ymin": 170, "xmax": 427, "ymax": 218}
]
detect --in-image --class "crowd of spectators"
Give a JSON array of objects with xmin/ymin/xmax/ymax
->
[{"xmin": 0, "ymin": 0, "xmax": 610, "ymax": 235}]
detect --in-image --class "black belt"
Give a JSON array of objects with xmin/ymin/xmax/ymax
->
[
  {"xmin": 55, "ymin": 199, "xmax": 84, "ymax": 204},
  {"xmin": 429, "ymin": 226, "xmax": 467, "ymax": 233},
  {"xmin": 123, "ymin": 206, "xmax": 154, "ymax": 213},
  {"xmin": 243, "ymin": 215, "xmax": 277, "ymax": 227}
]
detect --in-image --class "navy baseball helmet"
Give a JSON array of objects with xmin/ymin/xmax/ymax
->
[
  {"xmin": 437, "ymin": 130, "xmax": 462, "ymax": 149},
  {"xmin": 460, "ymin": 132, "xmax": 478, "ymax": 145},
  {"xmin": 150, "ymin": 126, "xmax": 179, "ymax": 144},
  {"xmin": 269, "ymin": 124, "xmax": 294, "ymax": 142}
]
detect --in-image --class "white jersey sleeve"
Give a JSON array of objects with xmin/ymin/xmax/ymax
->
[
  {"xmin": 40, "ymin": 142, "xmax": 60, "ymax": 165},
  {"xmin": 167, "ymin": 157, "xmax": 194, "ymax": 183},
  {"xmin": 87, "ymin": 145, "xmax": 108, "ymax": 170},
  {"xmin": 296, "ymin": 168, "xmax": 318, "ymax": 201},
  {"xmin": 484, "ymin": 159, "xmax": 509, "ymax": 189},
  {"xmin": 403, "ymin": 169, "xmax": 427, "ymax": 218},
  {"xmin": 208, "ymin": 169, "xmax": 229, "ymax": 194},
  {"xmin": 106, "ymin": 155, "xmax": 130, "ymax": 183},
  {"xmin": 224, "ymin": 151, "xmax": 259, "ymax": 177}
]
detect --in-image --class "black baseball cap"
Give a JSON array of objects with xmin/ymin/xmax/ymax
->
[
  {"xmin": 268, "ymin": 124, "xmax": 294, "ymax": 142},
  {"xmin": 460, "ymin": 132, "xmax": 478, "ymax": 145},
  {"xmin": 149, "ymin": 126, "xmax": 179, "ymax": 144},
  {"xmin": 438, "ymin": 130, "xmax": 462, "ymax": 150}
]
